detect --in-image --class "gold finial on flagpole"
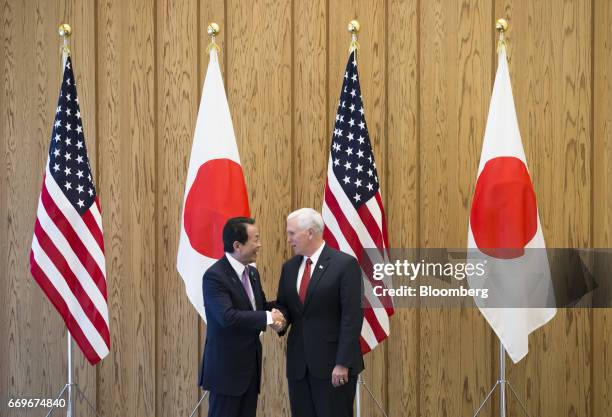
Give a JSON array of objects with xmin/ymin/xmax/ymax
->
[
  {"xmin": 207, "ymin": 22, "xmax": 221, "ymax": 53},
  {"xmin": 58, "ymin": 23, "xmax": 71, "ymax": 61},
  {"xmin": 58, "ymin": 23, "xmax": 72, "ymax": 38},
  {"xmin": 347, "ymin": 20, "xmax": 360, "ymax": 56},
  {"xmin": 496, "ymin": 18, "xmax": 508, "ymax": 33},
  {"xmin": 496, "ymin": 18, "xmax": 508, "ymax": 56},
  {"xmin": 207, "ymin": 22, "xmax": 220, "ymax": 37}
]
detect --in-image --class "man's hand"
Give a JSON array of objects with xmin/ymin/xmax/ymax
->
[
  {"xmin": 331, "ymin": 365, "xmax": 349, "ymax": 387},
  {"xmin": 270, "ymin": 308, "xmax": 286, "ymax": 332}
]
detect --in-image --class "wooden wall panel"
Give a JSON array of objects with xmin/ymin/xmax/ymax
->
[
  {"xmin": 386, "ymin": 0, "xmax": 420, "ymax": 416},
  {"xmin": 95, "ymin": 0, "xmax": 124, "ymax": 415},
  {"xmin": 12, "ymin": 2, "xmax": 47, "ymax": 415},
  {"xmin": 3, "ymin": 2, "xmax": 57, "ymax": 416},
  {"xmin": 593, "ymin": 0, "xmax": 612, "ymax": 415},
  {"xmin": 156, "ymin": 0, "xmax": 200, "ymax": 416},
  {"xmin": 496, "ymin": 2, "xmax": 592, "ymax": 417},
  {"xmin": 419, "ymin": 1, "xmax": 492, "ymax": 417},
  {"xmin": 594, "ymin": 0, "xmax": 612, "ymax": 251},
  {"xmin": 225, "ymin": 0, "xmax": 292, "ymax": 415},
  {"xmin": 0, "ymin": 0, "xmax": 8, "ymax": 405},
  {"xmin": 293, "ymin": 0, "xmax": 327, "ymax": 209},
  {"xmin": 419, "ymin": 5, "xmax": 461, "ymax": 414},
  {"xmin": 454, "ymin": 3, "xmax": 494, "ymax": 416},
  {"xmin": 96, "ymin": 1, "xmax": 156, "ymax": 417},
  {"xmin": 125, "ymin": 2, "xmax": 156, "ymax": 415},
  {"xmin": 2, "ymin": 1, "xmax": 611, "ymax": 417},
  {"xmin": 284, "ymin": 0, "xmax": 327, "ymax": 412}
]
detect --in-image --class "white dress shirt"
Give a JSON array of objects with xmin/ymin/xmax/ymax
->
[
  {"xmin": 225, "ymin": 253, "xmax": 272, "ymax": 325},
  {"xmin": 296, "ymin": 242, "xmax": 326, "ymax": 292}
]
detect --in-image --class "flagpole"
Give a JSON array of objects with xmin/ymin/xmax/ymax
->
[
  {"xmin": 66, "ymin": 330, "xmax": 73, "ymax": 417},
  {"xmin": 58, "ymin": 23, "xmax": 75, "ymax": 417},
  {"xmin": 187, "ymin": 21, "xmax": 218, "ymax": 417},
  {"xmin": 347, "ymin": 20, "xmax": 363, "ymax": 417},
  {"xmin": 494, "ymin": 24, "xmax": 508, "ymax": 417},
  {"xmin": 348, "ymin": 19, "xmax": 360, "ymax": 58},
  {"xmin": 472, "ymin": 19, "xmax": 534, "ymax": 417},
  {"xmin": 346, "ymin": 19, "xmax": 388, "ymax": 417},
  {"xmin": 499, "ymin": 342, "xmax": 506, "ymax": 417}
]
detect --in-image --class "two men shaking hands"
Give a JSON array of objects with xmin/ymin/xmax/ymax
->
[{"xmin": 199, "ymin": 208, "xmax": 364, "ymax": 417}]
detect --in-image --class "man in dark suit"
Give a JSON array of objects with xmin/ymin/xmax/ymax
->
[
  {"xmin": 275, "ymin": 208, "xmax": 364, "ymax": 417},
  {"xmin": 200, "ymin": 217, "xmax": 285, "ymax": 417}
]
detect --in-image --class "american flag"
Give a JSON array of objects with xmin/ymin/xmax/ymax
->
[
  {"xmin": 322, "ymin": 50, "xmax": 393, "ymax": 354},
  {"xmin": 29, "ymin": 55, "xmax": 110, "ymax": 365}
]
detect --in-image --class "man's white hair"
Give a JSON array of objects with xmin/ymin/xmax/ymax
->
[{"xmin": 287, "ymin": 208, "xmax": 324, "ymax": 234}]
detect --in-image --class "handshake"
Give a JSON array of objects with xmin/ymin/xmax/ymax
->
[{"xmin": 269, "ymin": 308, "xmax": 287, "ymax": 333}]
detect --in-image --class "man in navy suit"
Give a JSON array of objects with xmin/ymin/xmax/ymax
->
[
  {"xmin": 199, "ymin": 217, "xmax": 285, "ymax": 417},
  {"xmin": 275, "ymin": 208, "xmax": 364, "ymax": 417}
]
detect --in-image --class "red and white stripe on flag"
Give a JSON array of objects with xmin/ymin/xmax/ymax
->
[
  {"xmin": 322, "ymin": 50, "xmax": 393, "ymax": 354},
  {"xmin": 30, "ymin": 55, "xmax": 110, "ymax": 365}
]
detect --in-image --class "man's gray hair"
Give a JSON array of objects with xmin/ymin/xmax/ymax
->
[{"xmin": 287, "ymin": 208, "xmax": 324, "ymax": 234}]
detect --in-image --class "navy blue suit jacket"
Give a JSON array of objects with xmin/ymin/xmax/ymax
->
[
  {"xmin": 276, "ymin": 245, "xmax": 365, "ymax": 381},
  {"xmin": 199, "ymin": 255, "xmax": 272, "ymax": 396}
]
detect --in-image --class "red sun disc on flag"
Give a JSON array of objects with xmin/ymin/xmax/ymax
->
[
  {"xmin": 184, "ymin": 158, "xmax": 250, "ymax": 259},
  {"xmin": 470, "ymin": 156, "xmax": 538, "ymax": 259}
]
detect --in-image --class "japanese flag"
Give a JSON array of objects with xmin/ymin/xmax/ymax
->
[
  {"xmin": 467, "ymin": 47, "xmax": 556, "ymax": 363},
  {"xmin": 177, "ymin": 49, "xmax": 250, "ymax": 320}
]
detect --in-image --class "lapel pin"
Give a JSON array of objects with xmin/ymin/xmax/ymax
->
[{"xmin": 319, "ymin": 265, "xmax": 324, "ymax": 269}]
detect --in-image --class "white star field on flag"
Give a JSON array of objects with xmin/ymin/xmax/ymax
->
[
  {"xmin": 48, "ymin": 56, "xmax": 96, "ymax": 215},
  {"xmin": 330, "ymin": 55, "xmax": 380, "ymax": 208}
]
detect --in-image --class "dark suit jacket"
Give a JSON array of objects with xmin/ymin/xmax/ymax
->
[
  {"xmin": 199, "ymin": 255, "xmax": 272, "ymax": 396},
  {"xmin": 276, "ymin": 244, "xmax": 365, "ymax": 380}
]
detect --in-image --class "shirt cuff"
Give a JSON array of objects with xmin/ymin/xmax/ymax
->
[{"xmin": 266, "ymin": 311, "xmax": 273, "ymax": 325}]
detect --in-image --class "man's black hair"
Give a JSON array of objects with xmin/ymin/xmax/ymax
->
[{"xmin": 222, "ymin": 217, "xmax": 255, "ymax": 253}]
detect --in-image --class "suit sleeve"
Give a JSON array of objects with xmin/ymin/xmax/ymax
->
[
  {"xmin": 335, "ymin": 257, "xmax": 364, "ymax": 367},
  {"xmin": 275, "ymin": 265, "xmax": 291, "ymax": 337},
  {"xmin": 203, "ymin": 269, "xmax": 267, "ymax": 331},
  {"xmin": 261, "ymin": 283, "xmax": 276, "ymax": 312},
  {"xmin": 253, "ymin": 268, "xmax": 275, "ymax": 311},
  {"xmin": 253, "ymin": 269, "xmax": 274, "ymax": 329}
]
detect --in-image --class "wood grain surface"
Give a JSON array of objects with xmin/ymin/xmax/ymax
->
[
  {"xmin": 1, "ymin": 1, "xmax": 609, "ymax": 416},
  {"xmin": 593, "ymin": 0, "xmax": 612, "ymax": 416}
]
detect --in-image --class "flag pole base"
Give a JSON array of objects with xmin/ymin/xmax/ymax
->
[
  {"xmin": 188, "ymin": 389, "xmax": 209, "ymax": 417},
  {"xmin": 44, "ymin": 383, "xmax": 102, "ymax": 417},
  {"xmin": 45, "ymin": 331, "xmax": 103, "ymax": 417},
  {"xmin": 472, "ymin": 342, "xmax": 533, "ymax": 417},
  {"xmin": 472, "ymin": 380, "xmax": 532, "ymax": 417},
  {"xmin": 355, "ymin": 374, "xmax": 388, "ymax": 417}
]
